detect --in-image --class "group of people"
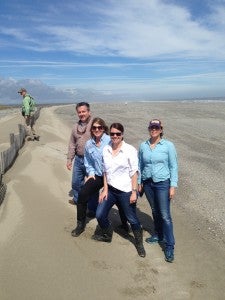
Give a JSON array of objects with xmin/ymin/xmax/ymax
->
[
  {"xmin": 66, "ymin": 102, "xmax": 178, "ymax": 263},
  {"xmin": 17, "ymin": 90, "xmax": 178, "ymax": 262}
]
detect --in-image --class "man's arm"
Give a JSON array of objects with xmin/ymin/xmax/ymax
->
[{"xmin": 66, "ymin": 127, "xmax": 77, "ymax": 170}]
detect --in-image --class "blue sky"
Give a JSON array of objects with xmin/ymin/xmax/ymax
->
[{"xmin": 1, "ymin": 0, "xmax": 225, "ymax": 103}]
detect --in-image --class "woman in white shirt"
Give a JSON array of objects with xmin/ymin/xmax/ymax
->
[
  {"xmin": 71, "ymin": 118, "xmax": 128, "ymax": 237},
  {"xmin": 92, "ymin": 123, "xmax": 146, "ymax": 258}
]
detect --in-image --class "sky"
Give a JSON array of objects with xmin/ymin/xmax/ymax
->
[{"xmin": 1, "ymin": 0, "xmax": 225, "ymax": 103}]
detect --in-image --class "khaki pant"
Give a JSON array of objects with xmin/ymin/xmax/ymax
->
[{"xmin": 24, "ymin": 113, "xmax": 37, "ymax": 139}]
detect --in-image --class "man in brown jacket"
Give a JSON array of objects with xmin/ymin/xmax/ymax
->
[{"xmin": 66, "ymin": 102, "xmax": 94, "ymax": 208}]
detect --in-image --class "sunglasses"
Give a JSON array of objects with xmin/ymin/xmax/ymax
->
[
  {"xmin": 110, "ymin": 132, "xmax": 122, "ymax": 136},
  {"xmin": 149, "ymin": 126, "xmax": 161, "ymax": 130},
  {"xmin": 92, "ymin": 125, "xmax": 103, "ymax": 131}
]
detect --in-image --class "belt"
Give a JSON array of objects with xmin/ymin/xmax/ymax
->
[
  {"xmin": 108, "ymin": 185, "xmax": 123, "ymax": 193},
  {"xmin": 143, "ymin": 178, "xmax": 153, "ymax": 183}
]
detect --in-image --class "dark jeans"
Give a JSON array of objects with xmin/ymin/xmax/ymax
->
[
  {"xmin": 77, "ymin": 176, "xmax": 103, "ymax": 221},
  {"xmin": 96, "ymin": 185, "xmax": 141, "ymax": 231},
  {"xmin": 143, "ymin": 178, "xmax": 175, "ymax": 249},
  {"xmin": 72, "ymin": 155, "xmax": 98, "ymax": 212}
]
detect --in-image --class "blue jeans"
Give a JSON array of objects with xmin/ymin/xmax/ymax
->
[
  {"xmin": 72, "ymin": 156, "xmax": 98, "ymax": 212},
  {"xmin": 96, "ymin": 185, "xmax": 141, "ymax": 231},
  {"xmin": 143, "ymin": 178, "xmax": 175, "ymax": 249}
]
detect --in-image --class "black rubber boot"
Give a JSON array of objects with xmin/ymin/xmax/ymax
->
[
  {"xmin": 133, "ymin": 228, "xmax": 146, "ymax": 258},
  {"xmin": 121, "ymin": 222, "xmax": 130, "ymax": 233},
  {"xmin": 92, "ymin": 225, "xmax": 113, "ymax": 243},
  {"xmin": 71, "ymin": 220, "xmax": 86, "ymax": 237},
  {"xmin": 116, "ymin": 222, "xmax": 130, "ymax": 233}
]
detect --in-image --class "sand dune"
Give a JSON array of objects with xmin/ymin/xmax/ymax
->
[{"xmin": 0, "ymin": 103, "xmax": 225, "ymax": 300}]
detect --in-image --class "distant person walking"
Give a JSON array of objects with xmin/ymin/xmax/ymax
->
[
  {"xmin": 18, "ymin": 88, "xmax": 39, "ymax": 141},
  {"xmin": 93, "ymin": 123, "xmax": 146, "ymax": 258},
  {"xmin": 66, "ymin": 102, "xmax": 97, "ymax": 215},
  {"xmin": 138, "ymin": 119, "xmax": 178, "ymax": 263}
]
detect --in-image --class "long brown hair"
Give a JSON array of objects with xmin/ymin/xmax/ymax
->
[{"xmin": 91, "ymin": 117, "xmax": 109, "ymax": 137}]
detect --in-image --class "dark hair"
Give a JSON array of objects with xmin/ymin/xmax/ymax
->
[
  {"xmin": 91, "ymin": 117, "xmax": 109, "ymax": 137},
  {"xmin": 76, "ymin": 102, "xmax": 90, "ymax": 111},
  {"xmin": 110, "ymin": 123, "xmax": 124, "ymax": 133}
]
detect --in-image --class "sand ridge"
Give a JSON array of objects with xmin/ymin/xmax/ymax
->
[{"xmin": 0, "ymin": 103, "xmax": 225, "ymax": 299}]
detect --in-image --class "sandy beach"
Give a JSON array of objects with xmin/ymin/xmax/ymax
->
[{"xmin": 0, "ymin": 102, "xmax": 225, "ymax": 300}]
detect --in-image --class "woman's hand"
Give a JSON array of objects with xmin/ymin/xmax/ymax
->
[
  {"xmin": 138, "ymin": 184, "xmax": 144, "ymax": 197},
  {"xmin": 169, "ymin": 187, "xmax": 176, "ymax": 199},
  {"xmin": 130, "ymin": 191, "xmax": 137, "ymax": 204},
  {"xmin": 99, "ymin": 189, "xmax": 108, "ymax": 203}
]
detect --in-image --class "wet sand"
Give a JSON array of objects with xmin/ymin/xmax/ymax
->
[{"xmin": 0, "ymin": 102, "xmax": 225, "ymax": 300}]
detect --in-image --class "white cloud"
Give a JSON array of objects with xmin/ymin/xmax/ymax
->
[
  {"xmin": 0, "ymin": 0, "xmax": 225, "ymax": 101},
  {"xmin": 1, "ymin": 0, "xmax": 225, "ymax": 58}
]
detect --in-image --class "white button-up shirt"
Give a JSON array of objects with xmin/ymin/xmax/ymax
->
[{"xmin": 102, "ymin": 141, "xmax": 138, "ymax": 192}]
